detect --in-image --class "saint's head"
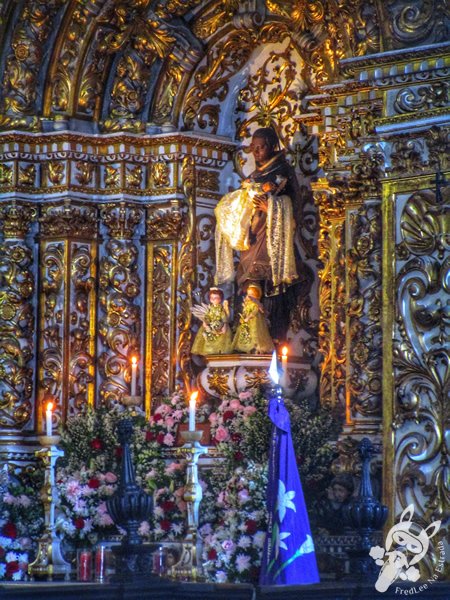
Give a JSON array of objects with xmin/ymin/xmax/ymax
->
[{"xmin": 250, "ymin": 127, "xmax": 279, "ymax": 166}]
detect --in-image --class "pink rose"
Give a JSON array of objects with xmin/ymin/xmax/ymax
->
[
  {"xmin": 243, "ymin": 405, "xmax": 257, "ymax": 416},
  {"xmin": 165, "ymin": 417, "xmax": 175, "ymax": 428},
  {"xmin": 104, "ymin": 472, "xmax": 118, "ymax": 484},
  {"xmin": 230, "ymin": 399, "xmax": 241, "ymax": 410},
  {"xmin": 239, "ymin": 391, "xmax": 252, "ymax": 400},
  {"xmin": 215, "ymin": 425, "xmax": 229, "ymax": 443}
]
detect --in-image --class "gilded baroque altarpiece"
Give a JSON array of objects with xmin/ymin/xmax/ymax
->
[{"xmin": 0, "ymin": 0, "xmax": 448, "ymax": 564}]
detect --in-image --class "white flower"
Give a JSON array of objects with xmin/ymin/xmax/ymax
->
[
  {"xmin": 253, "ymin": 531, "xmax": 266, "ymax": 548},
  {"xmin": 12, "ymin": 571, "xmax": 23, "ymax": 581},
  {"xmin": 277, "ymin": 480, "xmax": 296, "ymax": 523},
  {"xmin": 215, "ymin": 570, "xmax": 227, "ymax": 583},
  {"xmin": 235, "ymin": 553, "xmax": 251, "ymax": 573},
  {"xmin": 171, "ymin": 522, "xmax": 183, "ymax": 535},
  {"xmin": 369, "ymin": 545, "xmax": 385, "ymax": 561},
  {"xmin": 154, "ymin": 506, "xmax": 164, "ymax": 518},
  {"xmin": 5, "ymin": 552, "xmax": 17, "ymax": 563},
  {"xmin": 237, "ymin": 535, "xmax": 251, "ymax": 549},
  {"xmin": 0, "ymin": 564, "xmax": 6, "ymax": 578}
]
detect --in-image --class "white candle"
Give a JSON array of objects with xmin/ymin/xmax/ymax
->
[
  {"xmin": 189, "ymin": 391, "xmax": 198, "ymax": 431},
  {"xmin": 45, "ymin": 402, "xmax": 53, "ymax": 437},
  {"xmin": 281, "ymin": 346, "xmax": 288, "ymax": 388},
  {"xmin": 131, "ymin": 356, "xmax": 138, "ymax": 396}
]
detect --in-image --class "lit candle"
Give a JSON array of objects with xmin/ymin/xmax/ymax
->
[
  {"xmin": 131, "ymin": 356, "xmax": 138, "ymax": 396},
  {"xmin": 189, "ymin": 391, "xmax": 198, "ymax": 431},
  {"xmin": 45, "ymin": 402, "xmax": 53, "ymax": 437},
  {"xmin": 281, "ymin": 345, "xmax": 288, "ymax": 388}
]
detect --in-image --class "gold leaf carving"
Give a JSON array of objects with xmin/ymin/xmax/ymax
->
[
  {"xmin": 244, "ymin": 367, "xmax": 271, "ymax": 389},
  {"xmin": 0, "ymin": 165, "xmax": 13, "ymax": 186},
  {"xmin": 0, "ymin": 201, "xmax": 36, "ymax": 239},
  {"xmin": 104, "ymin": 165, "xmax": 120, "ymax": 188},
  {"xmin": 150, "ymin": 160, "xmax": 170, "ymax": 187},
  {"xmin": 98, "ymin": 237, "xmax": 141, "ymax": 408},
  {"xmin": 0, "ymin": 236, "xmax": 35, "ymax": 428},
  {"xmin": 40, "ymin": 202, "xmax": 97, "ymax": 239},
  {"xmin": 101, "ymin": 202, "xmax": 143, "ymax": 239},
  {"xmin": 75, "ymin": 161, "xmax": 95, "ymax": 185},
  {"xmin": 207, "ymin": 367, "xmax": 231, "ymax": 396},
  {"xmin": 146, "ymin": 207, "xmax": 182, "ymax": 240},
  {"xmin": 197, "ymin": 169, "xmax": 219, "ymax": 192},
  {"xmin": 18, "ymin": 165, "xmax": 36, "ymax": 186},
  {"xmin": 126, "ymin": 164, "xmax": 143, "ymax": 188},
  {"xmin": 47, "ymin": 161, "xmax": 65, "ymax": 185}
]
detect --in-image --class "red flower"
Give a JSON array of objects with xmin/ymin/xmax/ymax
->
[
  {"xmin": 88, "ymin": 478, "xmax": 100, "ymax": 489},
  {"xmin": 146, "ymin": 430, "xmax": 156, "ymax": 442},
  {"xmin": 160, "ymin": 519, "xmax": 171, "ymax": 532},
  {"xmin": 2, "ymin": 522, "xmax": 17, "ymax": 539},
  {"xmin": 0, "ymin": 547, "xmax": 5, "ymax": 559},
  {"xmin": 153, "ymin": 413, "xmax": 163, "ymax": 422},
  {"xmin": 90, "ymin": 438, "xmax": 103, "ymax": 451},
  {"xmin": 231, "ymin": 433, "xmax": 242, "ymax": 443},
  {"xmin": 156, "ymin": 432, "xmax": 165, "ymax": 444},
  {"xmin": 115, "ymin": 446, "xmax": 123, "ymax": 459},
  {"xmin": 223, "ymin": 410, "xmax": 234, "ymax": 422},
  {"xmin": 6, "ymin": 560, "xmax": 19, "ymax": 577},
  {"xmin": 234, "ymin": 451, "xmax": 244, "ymax": 462},
  {"xmin": 207, "ymin": 548, "xmax": 217, "ymax": 560},
  {"xmin": 161, "ymin": 500, "xmax": 175, "ymax": 512},
  {"xmin": 73, "ymin": 517, "xmax": 85, "ymax": 530},
  {"xmin": 245, "ymin": 519, "xmax": 257, "ymax": 535}
]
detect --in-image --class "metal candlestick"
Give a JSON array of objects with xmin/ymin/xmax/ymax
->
[
  {"xmin": 169, "ymin": 429, "xmax": 207, "ymax": 581},
  {"xmin": 28, "ymin": 435, "xmax": 71, "ymax": 581}
]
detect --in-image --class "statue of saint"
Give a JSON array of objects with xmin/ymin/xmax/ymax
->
[{"xmin": 215, "ymin": 127, "xmax": 303, "ymax": 342}]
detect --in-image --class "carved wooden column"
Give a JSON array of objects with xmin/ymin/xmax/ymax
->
[
  {"xmin": 38, "ymin": 202, "xmax": 98, "ymax": 431},
  {"xmin": 98, "ymin": 202, "xmax": 143, "ymax": 410},
  {"xmin": 0, "ymin": 201, "xmax": 36, "ymax": 433}
]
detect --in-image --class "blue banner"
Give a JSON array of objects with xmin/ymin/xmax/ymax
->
[{"xmin": 259, "ymin": 388, "xmax": 320, "ymax": 586}]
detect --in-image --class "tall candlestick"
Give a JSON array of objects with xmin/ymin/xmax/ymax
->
[
  {"xmin": 189, "ymin": 391, "xmax": 198, "ymax": 431},
  {"xmin": 45, "ymin": 402, "xmax": 53, "ymax": 437},
  {"xmin": 131, "ymin": 356, "xmax": 138, "ymax": 396},
  {"xmin": 281, "ymin": 346, "xmax": 288, "ymax": 389}
]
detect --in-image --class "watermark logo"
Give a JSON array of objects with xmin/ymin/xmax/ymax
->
[{"xmin": 369, "ymin": 504, "xmax": 443, "ymax": 593}]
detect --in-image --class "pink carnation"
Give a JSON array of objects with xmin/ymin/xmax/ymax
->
[
  {"xmin": 229, "ymin": 399, "xmax": 242, "ymax": 410},
  {"xmin": 243, "ymin": 405, "xmax": 257, "ymax": 416},
  {"xmin": 208, "ymin": 412, "xmax": 219, "ymax": 425},
  {"xmin": 165, "ymin": 417, "xmax": 175, "ymax": 428},
  {"xmin": 163, "ymin": 433, "xmax": 175, "ymax": 446},
  {"xmin": 138, "ymin": 521, "xmax": 151, "ymax": 536},
  {"xmin": 239, "ymin": 391, "xmax": 252, "ymax": 400}
]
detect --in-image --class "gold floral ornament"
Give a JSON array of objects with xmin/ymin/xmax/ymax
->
[
  {"xmin": 75, "ymin": 161, "xmax": 95, "ymax": 186},
  {"xmin": 104, "ymin": 166, "xmax": 120, "ymax": 188},
  {"xmin": 207, "ymin": 368, "xmax": 232, "ymax": 397},
  {"xmin": 0, "ymin": 164, "xmax": 13, "ymax": 186},
  {"xmin": 150, "ymin": 160, "xmax": 170, "ymax": 187},
  {"xmin": 47, "ymin": 161, "xmax": 65, "ymax": 185},
  {"xmin": 18, "ymin": 165, "xmax": 36, "ymax": 186}
]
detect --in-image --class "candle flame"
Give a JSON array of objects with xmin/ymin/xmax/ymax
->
[
  {"xmin": 131, "ymin": 355, "xmax": 138, "ymax": 366},
  {"xmin": 281, "ymin": 345, "xmax": 288, "ymax": 358},
  {"xmin": 269, "ymin": 351, "xmax": 279, "ymax": 384},
  {"xmin": 46, "ymin": 401, "xmax": 53, "ymax": 412},
  {"xmin": 190, "ymin": 391, "xmax": 199, "ymax": 403}
]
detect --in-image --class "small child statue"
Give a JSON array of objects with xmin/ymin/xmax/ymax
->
[
  {"xmin": 232, "ymin": 283, "xmax": 274, "ymax": 354},
  {"xmin": 191, "ymin": 287, "xmax": 233, "ymax": 355}
]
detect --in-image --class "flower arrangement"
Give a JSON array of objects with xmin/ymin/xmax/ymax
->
[
  {"xmin": 0, "ymin": 468, "xmax": 44, "ymax": 580},
  {"xmin": 1, "ymin": 387, "xmax": 338, "ymax": 583},
  {"xmin": 199, "ymin": 389, "xmax": 338, "ymax": 582}
]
